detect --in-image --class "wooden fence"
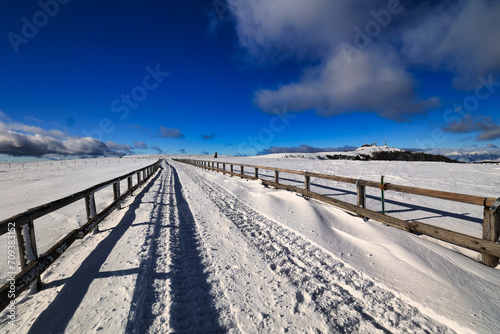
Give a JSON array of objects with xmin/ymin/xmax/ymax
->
[
  {"xmin": 0, "ymin": 159, "xmax": 163, "ymax": 312},
  {"xmin": 174, "ymin": 158, "xmax": 500, "ymax": 268}
]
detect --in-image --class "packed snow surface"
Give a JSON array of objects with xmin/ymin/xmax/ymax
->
[{"xmin": 1, "ymin": 156, "xmax": 499, "ymax": 333}]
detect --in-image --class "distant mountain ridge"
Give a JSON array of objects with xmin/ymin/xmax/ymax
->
[
  {"xmin": 255, "ymin": 145, "xmax": 500, "ymax": 163},
  {"xmin": 418, "ymin": 148, "xmax": 500, "ymax": 163},
  {"xmin": 437, "ymin": 151, "xmax": 500, "ymax": 163},
  {"xmin": 325, "ymin": 146, "xmax": 457, "ymax": 162}
]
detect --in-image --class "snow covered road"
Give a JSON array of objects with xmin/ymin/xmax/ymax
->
[
  {"xmin": 2, "ymin": 158, "xmax": 499, "ymax": 333},
  {"xmin": 176, "ymin": 160, "xmax": 451, "ymax": 333}
]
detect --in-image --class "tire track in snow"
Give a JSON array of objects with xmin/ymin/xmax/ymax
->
[
  {"xmin": 178, "ymin": 162, "xmax": 454, "ymax": 334},
  {"xmin": 165, "ymin": 162, "xmax": 225, "ymax": 332},
  {"xmin": 126, "ymin": 163, "xmax": 172, "ymax": 333},
  {"xmin": 130, "ymin": 161, "xmax": 226, "ymax": 333}
]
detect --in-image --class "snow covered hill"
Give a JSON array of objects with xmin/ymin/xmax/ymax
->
[
  {"xmin": 354, "ymin": 145, "xmax": 404, "ymax": 153},
  {"xmin": 436, "ymin": 149, "xmax": 500, "ymax": 163},
  {"xmin": 1, "ymin": 157, "xmax": 499, "ymax": 333},
  {"xmin": 253, "ymin": 145, "xmax": 458, "ymax": 162},
  {"xmin": 247, "ymin": 145, "xmax": 403, "ymax": 160},
  {"xmin": 249, "ymin": 145, "xmax": 500, "ymax": 163}
]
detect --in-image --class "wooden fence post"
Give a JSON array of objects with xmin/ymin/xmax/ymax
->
[
  {"xmin": 128, "ymin": 176, "xmax": 132, "ymax": 190},
  {"xmin": 356, "ymin": 180, "xmax": 365, "ymax": 207},
  {"xmin": 482, "ymin": 202, "xmax": 500, "ymax": 267},
  {"xmin": 85, "ymin": 192, "xmax": 99, "ymax": 233},
  {"xmin": 85, "ymin": 193, "xmax": 97, "ymax": 222},
  {"xmin": 217, "ymin": 162, "xmax": 220, "ymax": 173},
  {"xmin": 240, "ymin": 166, "xmax": 244, "ymax": 178},
  {"xmin": 255, "ymin": 167, "xmax": 259, "ymax": 179},
  {"xmin": 275, "ymin": 169, "xmax": 279, "ymax": 183},
  {"xmin": 113, "ymin": 182, "xmax": 121, "ymax": 209},
  {"xmin": 230, "ymin": 164, "xmax": 233, "ymax": 177},
  {"xmin": 356, "ymin": 180, "xmax": 366, "ymax": 219},
  {"xmin": 26, "ymin": 216, "xmax": 42, "ymax": 289},
  {"xmin": 304, "ymin": 172, "xmax": 310, "ymax": 191},
  {"xmin": 222, "ymin": 163, "xmax": 226, "ymax": 174},
  {"xmin": 380, "ymin": 176, "xmax": 386, "ymax": 215}
]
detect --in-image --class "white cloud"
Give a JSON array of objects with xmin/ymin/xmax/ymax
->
[
  {"xmin": 105, "ymin": 141, "xmax": 134, "ymax": 154},
  {"xmin": 442, "ymin": 116, "xmax": 500, "ymax": 141},
  {"xmin": 229, "ymin": 0, "xmax": 374, "ymax": 62},
  {"xmin": 255, "ymin": 48, "xmax": 440, "ymax": 120},
  {"xmin": 401, "ymin": 1, "xmax": 500, "ymax": 89},
  {"xmin": 0, "ymin": 117, "xmax": 133, "ymax": 157},
  {"xmin": 224, "ymin": 0, "xmax": 500, "ymax": 119},
  {"xmin": 9, "ymin": 122, "xmax": 66, "ymax": 138}
]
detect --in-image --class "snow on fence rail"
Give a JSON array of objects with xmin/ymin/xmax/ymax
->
[
  {"xmin": 0, "ymin": 159, "xmax": 163, "ymax": 312},
  {"xmin": 174, "ymin": 158, "xmax": 500, "ymax": 268}
]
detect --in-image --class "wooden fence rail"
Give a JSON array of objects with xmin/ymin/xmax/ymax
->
[
  {"xmin": 0, "ymin": 159, "xmax": 163, "ymax": 312},
  {"xmin": 174, "ymin": 158, "xmax": 500, "ymax": 268}
]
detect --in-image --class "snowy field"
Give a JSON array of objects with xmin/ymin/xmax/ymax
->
[
  {"xmin": 0, "ymin": 157, "xmax": 158, "ymax": 279},
  {"xmin": 0, "ymin": 156, "xmax": 499, "ymax": 333}
]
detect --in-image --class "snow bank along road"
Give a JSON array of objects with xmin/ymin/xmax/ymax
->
[{"xmin": 1, "ymin": 159, "xmax": 498, "ymax": 333}]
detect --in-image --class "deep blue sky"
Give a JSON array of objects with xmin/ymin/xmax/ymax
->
[{"xmin": 0, "ymin": 0, "xmax": 499, "ymax": 160}]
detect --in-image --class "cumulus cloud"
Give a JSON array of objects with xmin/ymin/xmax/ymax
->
[
  {"xmin": 6, "ymin": 121, "xmax": 66, "ymax": 138},
  {"xmin": 223, "ymin": 0, "xmax": 500, "ymax": 120},
  {"xmin": 105, "ymin": 141, "xmax": 133, "ymax": 154},
  {"xmin": 0, "ymin": 117, "xmax": 133, "ymax": 157},
  {"xmin": 401, "ymin": 1, "xmax": 500, "ymax": 89},
  {"xmin": 255, "ymin": 49, "xmax": 440, "ymax": 120},
  {"xmin": 259, "ymin": 144, "xmax": 356, "ymax": 155},
  {"xmin": 158, "ymin": 126, "xmax": 184, "ymax": 139},
  {"xmin": 442, "ymin": 116, "xmax": 500, "ymax": 140}
]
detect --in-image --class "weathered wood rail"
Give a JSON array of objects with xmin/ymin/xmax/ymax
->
[
  {"xmin": 174, "ymin": 158, "xmax": 500, "ymax": 268},
  {"xmin": 0, "ymin": 159, "xmax": 163, "ymax": 312}
]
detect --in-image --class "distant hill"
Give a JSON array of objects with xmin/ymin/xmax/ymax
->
[
  {"xmin": 325, "ymin": 146, "xmax": 458, "ymax": 162},
  {"xmin": 435, "ymin": 150, "xmax": 500, "ymax": 163},
  {"xmin": 254, "ymin": 145, "xmax": 500, "ymax": 163}
]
